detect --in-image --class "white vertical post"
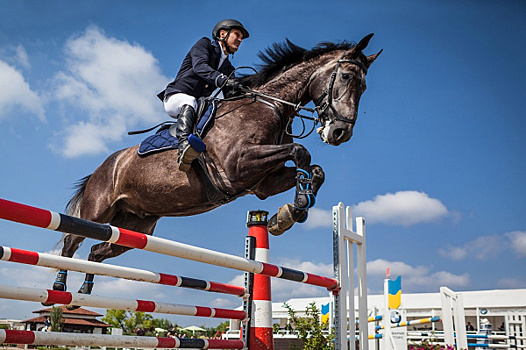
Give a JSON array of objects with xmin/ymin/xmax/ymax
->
[
  {"xmin": 441, "ymin": 287, "xmax": 455, "ymax": 347},
  {"xmin": 356, "ymin": 216, "xmax": 368, "ymax": 350},
  {"xmin": 440, "ymin": 287, "xmax": 468, "ymax": 350},
  {"xmin": 346, "ymin": 207, "xmax": 356, "ymax": 350},
  {"xmin": 333, "ymin": 203, "xmax": 368, "ymax": 350},
  {"xmin": 454, "ymin": 293, "xmax": 468, "ymax": 349},
  {"xmin": 334, "ymin": 203, "xmax": 348, "ymax": 350}
]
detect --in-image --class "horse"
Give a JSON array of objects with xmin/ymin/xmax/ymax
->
[{"xmin": 49, "ymin": 34, "xmax": 381, "ymax": 302}]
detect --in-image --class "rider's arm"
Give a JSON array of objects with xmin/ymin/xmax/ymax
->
[{"xmin": 190, "ymin": 37, "xmax": 229, "ymax": 88}]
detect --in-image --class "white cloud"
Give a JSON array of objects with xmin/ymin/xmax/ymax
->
[
  {"xmin": 497, "ymin": 278, "xmax": 526, "ymax": 289},
  {"xmin": 0, "ymin": 60, "xmax": 45, "ymax": 120},
  {"xmin": 367, "ymin": 258, "xmax": 470, "ymax": 292},
  {"xmin": 303, "ymin": 208, "xmax": 332, "ymax": 229},
  {"xmin": 439, "ymin": 246, "xmax": 467, "ymax": 261},
  {"xmin": 209, "ymin": 297, "xmax": 239, "ymax": 309},
  {"xmin": 14, "ymin": 44, "xmax": 30, "ymax": 69},
  {"xmin": 505, "ymin": 231, "xmax": 526, "ymax": 257},
  {"xmin": 440, "ymin": 231, "xmax": 526, "ymax": 261},
  {"xmin": 49, "ymin": 26, "xmax": 168, "ymax": 157},
  {"xmin": 352, "ymin": 191, "xmax": 450, "ymax": 226}
]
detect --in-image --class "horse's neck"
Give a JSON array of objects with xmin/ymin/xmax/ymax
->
[{"xmin": 259, "ymin": 55, "xmax": 335, "ymax": 114}]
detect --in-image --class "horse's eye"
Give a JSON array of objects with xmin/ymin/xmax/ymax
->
[{"xmin": 341, "ymin": 73, "xmax": 350, "ymax": 80}]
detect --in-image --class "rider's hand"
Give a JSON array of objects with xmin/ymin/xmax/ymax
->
[{"xmin": 225, "ymin": 78, "xmax": 244, "ymax": 91}]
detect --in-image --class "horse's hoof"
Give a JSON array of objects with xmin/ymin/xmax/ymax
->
[
  {"xmin": 268, "ymin": 203, "xmax": 304, "ymax": 236},
  {"xmin": 42, "ymin": 280, "xmax": 68, "ymax": 306},
  {"xmin": 66, "ymin": 304, "xmax": 81, "ymax": 311},
  {"xmin": 78, "ymin": 281, "xmax": 94, "ymax": 295}
]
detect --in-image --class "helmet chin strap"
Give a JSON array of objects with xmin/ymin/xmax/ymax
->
[{"xmin": 220, "ymin": 29, "xmax": 235, "ymax": 55}]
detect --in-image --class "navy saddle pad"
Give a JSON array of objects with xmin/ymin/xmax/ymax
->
[{"xmin": 138, "ymin": 100, "xmax": 216, "ymax": 156}]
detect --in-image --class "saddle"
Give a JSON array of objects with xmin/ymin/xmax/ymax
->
[
  {"xmin": 133, "ymin": 98, "xmax": 234, "ymax": 205},
  {"xmin": 136, "ymin": 98, "xmax": 216, "ymax": 156}
]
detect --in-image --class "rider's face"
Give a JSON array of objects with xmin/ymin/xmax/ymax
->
[{"xmin": 220, "ymin": 28, "xmax": 244, "ymax": 53}]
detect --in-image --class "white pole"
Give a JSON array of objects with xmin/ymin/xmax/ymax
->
[{"xmin": 356, "ymin": 216, "xmax": 368, "ymax": 350}]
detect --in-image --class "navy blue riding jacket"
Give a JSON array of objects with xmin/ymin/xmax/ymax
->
[{"xmin": 158, "ymin": 37, "xmax": 235, "ymax": 101}]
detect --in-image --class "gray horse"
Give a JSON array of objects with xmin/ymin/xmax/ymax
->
[{"xmin": 50, "ymin": 34, "xmax": 381, "ymax": 301}]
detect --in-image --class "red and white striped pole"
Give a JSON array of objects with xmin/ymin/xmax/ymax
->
[{"xmin": 247, "ymin": 211, "xmax": 273, "ymax": 350}]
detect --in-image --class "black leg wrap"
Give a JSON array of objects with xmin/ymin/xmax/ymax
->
[
  {"xmin": 78, "ymin": 280, "xmax": 94, "ymax": 295},
  {"xmin": 294, "ymin": 169, "xmax": 316, "ymax": 210},
  {"xmin": 43, "ymin": 270, "xmax": 67, "ymax": 306},
  {"xmin": 78, "ymin": 273, "xmax": 95, "ymax": 295},
  {"xmin": 52, "ymin": 270, "xmax": 68, "ymax": 291}
]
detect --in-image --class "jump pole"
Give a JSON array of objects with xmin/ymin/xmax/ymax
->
[
  {"xmin": 0, "ymin": 329, "xmax": 244, "ymax": 349},
  {"xmin": 0, "ymin": 245, "xmax": 245, "ymax": 296},
  {"xmin": 0, "ymin": 198, "xmax": 338, "ymax": 291},
  {"xmin": 247, "ymin": 211, "xmax": 273, "ymax": 350},
  {"xmin": 0, "ymin": 283, "xmax": 246, "ymax": 320}
]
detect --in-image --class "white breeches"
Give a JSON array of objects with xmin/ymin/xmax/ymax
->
[{"xmin": 163, "ymin": 93, "xmax": 198, "ymax": 118}]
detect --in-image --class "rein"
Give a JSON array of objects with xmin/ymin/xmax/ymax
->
[{"xmin": 226, "ymin": 54, "xmax": 368, "ymax": 139}]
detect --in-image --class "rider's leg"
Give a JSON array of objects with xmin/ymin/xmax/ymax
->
[
  {"xmin": 174, "ymin": 104, "xmax": 202, "ymax": 172},
  {"xmin": 163, "ymin": 94, "xmax": 202, "ymax": 172}
]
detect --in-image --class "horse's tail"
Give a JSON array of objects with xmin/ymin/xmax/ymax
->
[
  {"xmin": 66, "ymin": 174, "xmax": 92, "ymax": 217},
  {"xmin": 54, "ymin": 174, "xmax": 92, "ymax": 253}
]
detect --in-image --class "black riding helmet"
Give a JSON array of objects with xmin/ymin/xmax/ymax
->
[{"xmin": 212, "ymin": 19, "xmax": 250, "ymax": 40}]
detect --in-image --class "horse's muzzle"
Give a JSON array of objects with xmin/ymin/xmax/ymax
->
[{"xmin": 318, "ymin": 122, "xmax": 353, "ymax": 145}]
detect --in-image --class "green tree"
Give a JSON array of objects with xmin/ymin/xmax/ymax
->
[
  {"xmin": 49, "ymin": 306, "xmax": 64, "ymax": 332},
  {"xmin": 216, "ymin": 321, "xmax": 230, "ymax": 333},
  {"xmin": 284, "ymin": 302, "xmax": 334, "ymax": 350},
  {"xmin": 102, "ymin": 310, "xmax": 179, "ymax": 336},
  {"xmin": 102, "ymin": 309, "xmax": 128, "ymax": 332}
]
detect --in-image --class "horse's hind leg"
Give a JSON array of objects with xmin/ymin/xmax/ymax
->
[
  {"xmin": 53, "ymin": 234, "xmax": 87, "ymax": 288},
  {"xmin": 41, "ymin": 233, "xmax": 87, "ymax": 306}
]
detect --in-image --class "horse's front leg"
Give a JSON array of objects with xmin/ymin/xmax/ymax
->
[{"xmin": 232, "ymin": 143, "xmax": 325, "ymax": 235}]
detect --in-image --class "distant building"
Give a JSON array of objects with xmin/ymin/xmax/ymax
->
[
  {"xmin": 271, "ymin": 288, "xmax": 526, "ymax": 333},
  {"xmin": 228, "ymin": 288, "xmax": 526, "ymax": 340},
  {"xmin": 0, "ymin": 319, "xmax": 25, "ymax": 330},
  {"xmin": 22, "ymin": 306, "xmax": 111, "ymax": 334}
]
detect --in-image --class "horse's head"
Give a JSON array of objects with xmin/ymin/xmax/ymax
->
[{"xmin": 311, "ymin": 34, "xmax": 382, "ymax": 145}]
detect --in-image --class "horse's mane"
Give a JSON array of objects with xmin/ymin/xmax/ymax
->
[{"xmin": 240, "ymin": 40, "xmax": 357, "ymax": 88}]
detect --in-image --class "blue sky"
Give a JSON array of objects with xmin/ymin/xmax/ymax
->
[{"xmin": 0, "ymin": 0, "xmax": 525, "ymax": 327}]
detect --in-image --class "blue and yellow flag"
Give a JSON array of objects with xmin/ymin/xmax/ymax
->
[
  {"xmin": 387, "ymin": 275, "xmax": 402, "ymax": 309},
  {"xmin": 321, "ymin": 303, "xmax": 330, "ymax": 323}
]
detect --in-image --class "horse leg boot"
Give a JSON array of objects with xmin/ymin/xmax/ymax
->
[
  {"xmin": 66, "ymin": 273, "xmax": 94, "ymax": 310},
  {"xmin": 173, "ymin": 105, "xmax": 204, "ymax": 172},
  {"xmin": 41, "ymin": 270, "xmax": 68, "ymax": 306},
  {"xmin": 268, "ymin": 166, "xmax": 325, "ymax": 236}
]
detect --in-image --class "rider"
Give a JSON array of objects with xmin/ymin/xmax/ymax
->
[{"xmin": 158, "ymin": 19, "xmax": 249, "ymax": 172}]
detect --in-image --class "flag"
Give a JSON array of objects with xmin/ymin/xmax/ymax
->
[
  {"xmin": 387, "ymin": 275, "xmax": 402, "ymax": 309},
  {"xmin": 321, "ymin": 303, "xmax": 330, "ymax": 324}
]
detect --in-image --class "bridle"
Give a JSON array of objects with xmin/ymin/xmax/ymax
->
[
  {"xmin": 315, "ymin": 53, "xmax": 368, "ymax": 126},
  {"xmin": 222, "ymin": 51, "xmax": 368, "ymax": 138}
]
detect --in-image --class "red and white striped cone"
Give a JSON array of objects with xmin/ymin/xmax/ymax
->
[{"xmin": 247, "ymin": 211, "xmax": 273, "ymax": 350}]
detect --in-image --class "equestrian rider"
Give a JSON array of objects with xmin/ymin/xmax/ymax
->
[{"xmin": 158, "ymin": 19, "xmax": 249, "ymax": 172}]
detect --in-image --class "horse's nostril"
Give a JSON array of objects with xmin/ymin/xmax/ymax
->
[{"xmin": 333, "ymin": 128, "xmax": 345, "ymax": 140}]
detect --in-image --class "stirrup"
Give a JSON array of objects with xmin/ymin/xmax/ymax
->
[
  {"xmin": 177, "ymin": 135, "xmax": 206, "ymax": 172},
  {"xmin": 294, "ymin": 169, "xmax": 316, "ymax": 210}
]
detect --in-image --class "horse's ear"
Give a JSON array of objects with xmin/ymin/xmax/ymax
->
[
  {"xmin": 352, "ymin": 33, "xmax": 374, "ymax": 55},
  {"xmin": 366, "ymin": 49, "xmax": 383, "ymax": 67}
]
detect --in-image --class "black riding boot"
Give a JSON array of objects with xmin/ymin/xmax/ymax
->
[{"xmin": 174, "ymin": 104, "xmax": 201, "ymax": 172}]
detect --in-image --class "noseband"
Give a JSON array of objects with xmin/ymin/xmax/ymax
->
[{"xmin": 315, "ymin": 52, "xmax": 368, "ymax": 126}]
